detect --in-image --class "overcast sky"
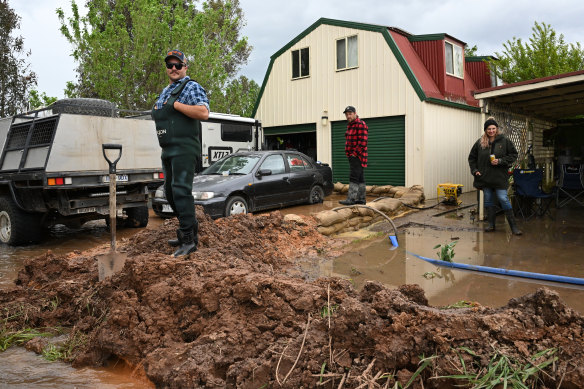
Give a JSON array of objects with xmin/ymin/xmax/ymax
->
[{"xmin": 10, "ymin": 0, "xmax": 584, "ymax": 100}]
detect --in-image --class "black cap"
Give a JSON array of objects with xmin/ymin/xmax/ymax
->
[
  {"xmin": 165, "ymin": 49, "xmax": 186, "ymax": 64},
  {"xmin": 343, "ymin": 105, "xmax": 356, "ymax": 114}
]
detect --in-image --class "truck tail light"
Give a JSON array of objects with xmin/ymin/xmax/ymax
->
[
  {"xmin": 153, "ymin": 172, "xmax": 165, "ymax": 179},
  {"xmin": 48, "ymin": 177, "xmax": 72, "ymax": 186}
]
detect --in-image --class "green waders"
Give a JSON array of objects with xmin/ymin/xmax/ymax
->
[{"xmin": 152, "ymin": 79, "xmax": 201, "ymax": 256}]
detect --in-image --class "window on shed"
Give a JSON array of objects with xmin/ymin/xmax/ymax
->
[
  {"xmin": 490, "ymin": 65, "xmax": 503, "ymax": 87},
  {"xmin": 336, "ymin": 35, "xmax": 358, "ymax": 70},
  {"xmin": 292, "ymin": 47, "xmax": 310, "ymax": 79},
  {"xmin": 221, "ymin": 123, "xmax": 252, "ymax": 142},
  {"xmin": 445, "ymin": 41, "xmax": 463, "ymax": 78}
]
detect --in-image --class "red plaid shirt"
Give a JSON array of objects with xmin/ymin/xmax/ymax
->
[{"xmin": 345, "ymin": 116, "xmax": 368, "ymax": 167}]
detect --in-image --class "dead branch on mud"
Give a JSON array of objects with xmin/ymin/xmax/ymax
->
[{"xmin": 276, "ymin": 313, "xmax": 312, "ymax": 386}]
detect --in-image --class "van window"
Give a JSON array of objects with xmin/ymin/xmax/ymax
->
[{"xmin": 221, "ymin": 123, "xmax": 252, "ymax": 142}]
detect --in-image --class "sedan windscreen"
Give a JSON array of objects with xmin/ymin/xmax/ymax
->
[{"xmin": 203, "ymin": 155, "xmax": 261, "ymax": 175}]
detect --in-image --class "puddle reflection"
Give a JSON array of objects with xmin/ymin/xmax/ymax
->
[{"xmin": 318, "ymin": 226, "xmax": 584, "ymax": 314}]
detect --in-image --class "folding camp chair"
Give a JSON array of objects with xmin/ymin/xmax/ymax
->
[
  {"xmin": 513, "ymin": 169, "xmax": 554, "ymax": 220},
  {"xmin": 556, "ymin": 164, "xmax": 584, "ymax": 208}
]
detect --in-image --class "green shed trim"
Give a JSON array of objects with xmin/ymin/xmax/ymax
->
[
  {"xmin": 263, "ymin": 123, "xmax": 316, "ymax": 136},
  {"xmin": 425, "ymin": 98, "xmax": 481, "ymax": 112},
  {"xmin": 252, "ymin": 18, "xmax": 480, "ymax": 117},
  {"xmin": 466, "ymin": 56, "xmax": 497, "ymax": 62},
  {"xmin": 252, "ymin": 18, "xmax": 428, "ymax": 117},
  {"xmin": 407, "ymin": 33, "xmax": 446, "ymax": 42}
]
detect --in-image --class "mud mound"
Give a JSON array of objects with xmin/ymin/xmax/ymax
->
[{"xmin": 1, "ymin": 211, "xmax": 584, "ymax": 388}]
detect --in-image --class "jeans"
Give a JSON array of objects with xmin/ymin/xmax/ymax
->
[{"xmin": 483, "ymin": 188, "xmax": 512, "ymax": 211}]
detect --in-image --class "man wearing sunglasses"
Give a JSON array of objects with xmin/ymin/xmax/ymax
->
[{"xmin": 152, "ymin": 49, "xmax": 209, "ymax": 257}]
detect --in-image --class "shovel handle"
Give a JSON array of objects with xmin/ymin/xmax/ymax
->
[{"xmin": 102, "ymin": 144, "xmax": 123, "ymax": 174}]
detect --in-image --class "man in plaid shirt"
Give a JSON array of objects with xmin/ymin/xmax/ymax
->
[
  {"xmin": 152, "ymin": 49, "xmax": 209, "ymax": 257},
  {"xmin": 339, "ymin": 106, "xmax": 368, "ymax": 205}
]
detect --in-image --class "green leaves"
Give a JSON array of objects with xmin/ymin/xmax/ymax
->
[
  {"xmin": 57, "ymin": 0, "xmax": 253, "ymax": 111},
  {"xmin": 491, "ymin": 21, "xmax": 584, "ymax": 84},
  {"xmin": 433, "ymin": 241, "xmax": 457, "ymax": 262}
]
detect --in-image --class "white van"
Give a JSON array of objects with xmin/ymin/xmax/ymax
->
[{"xmin": 201, "ymin": 113, "xmax": 262, "ymax": 168}]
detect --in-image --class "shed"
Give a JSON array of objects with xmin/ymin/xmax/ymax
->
[
  {"xmin": 253, "ymin": 18, "xmax": 500, "ymax": 199},
  {"xmin": 473, "ymin": 70, "xmax": 584, "ymax": 184}
]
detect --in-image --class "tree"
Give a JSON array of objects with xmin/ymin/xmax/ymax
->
[
  {"xmin": 465, "ymin": 44, "xmax": 478, "ymax": 57},
  {"xmin": 28, "ymin": 90, "xmax": 58, "ymax": 110},
  {"xmin": 491, "ymin": 21, "xmax": 584, "ymax": 83},
  {"xmin": 0, "ymin": 0, "xmax": 37, "ymax": 117},
  {"xmin": 57, "ymin": 0, "xmax": 252, "ymax": 111},
  {"xmin": 211, "ymin": 75, "xmax": 259, "ymax": 117}
]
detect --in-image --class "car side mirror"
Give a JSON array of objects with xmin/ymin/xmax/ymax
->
[{"xmin": 256, "ymin": 169, "xmax": 272, "ymax": 177}]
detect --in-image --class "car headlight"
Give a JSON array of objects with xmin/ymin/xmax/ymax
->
[
  {"xmin": 192, "ymin": 191, "xmax": 215, "ymax": 200},
  {"xmin": 155, "ymin": 187, "xmax": 165, "ymax": 198}
]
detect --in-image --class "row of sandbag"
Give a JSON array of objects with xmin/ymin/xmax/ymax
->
[
  {"xmin": 333, "ymin": 182, "xmax": 425, "ymax": 198},
  {"xmin": 314, "ymin": 185, "xmax": 425, "ymax": 235}
]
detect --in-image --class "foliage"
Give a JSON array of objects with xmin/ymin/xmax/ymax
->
[
  {"xmin": 320, "ymin": 304, "xmax": 338, "ymax": 318},
  {"xmin": 0, "ymin": 1, "xmax": 38, "ymax": 117},
  {"xmin": 57, "ymin": 0, "xmax": 252, "ymax": 111},
  {"xmin": 440, "ymin": 300, "xmax": 478, "ymax": 309},
  {"xmin": 465, "ymin": 44, "xmax": 478, "ymax": 57},
  {"xmin": 0, "ymin": 328, "xmax": 52, "ymax": 351},
  {"xmin": 211, "ymin": 75, "xmax": 259, "ymax": 117},
  {"xmin": 440, "ymin": 346, "xmax": 558, "ymax": 388},
  {"xmin": 433, "ymin": 241, "xmax": 457, "ymax": 262},
  {"xmin": 28, "ymin": 90, "xmax": 58, "ymax": 110},
  {"xmin": 491, "ymin": 21, "xmax": 584, "ymax": 83}
]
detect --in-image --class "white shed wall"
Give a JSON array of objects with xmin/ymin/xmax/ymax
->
[
  {"xmin": 422, "ymin": 103, "xmax": 482, "ymax": 198},
  {"xmin": 255, "ymin": 24, "xmax": 426, "ymax": 193}
]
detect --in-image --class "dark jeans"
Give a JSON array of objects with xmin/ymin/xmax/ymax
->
[
  {"xmin": 348, "ymin": 156, "xmax": 365, "ymax": 184},
  {"xmin": 162, "ymin": 154, "xmax": 199, "ymax": 235}
]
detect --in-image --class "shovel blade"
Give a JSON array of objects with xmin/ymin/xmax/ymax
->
[{"xmin": 97, "ymin": 252, "xmax": 127, "ymax": 281}]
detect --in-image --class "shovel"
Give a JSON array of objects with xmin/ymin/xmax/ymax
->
[{"xmin": 98, "ymin": 143, "xmax": 127, "ymax": 281}]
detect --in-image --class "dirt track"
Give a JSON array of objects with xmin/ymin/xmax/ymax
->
[{"xmin": 1, "ymin": 209, "xmax": 583, "ymax": 388}]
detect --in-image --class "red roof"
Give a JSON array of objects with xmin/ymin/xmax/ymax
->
[{"xmin": 474, "ymin": 69, "xmax": 584, "ymax": 95}]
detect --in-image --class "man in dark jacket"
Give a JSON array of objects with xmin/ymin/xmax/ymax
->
[
  {"xmin": 152, "ymin": 49, "xmax": 210, "ymax": 256},
  {"xmin": 468, "ymin": 117, "xmax": 522, "ymax": 235},
  {"xmin": 340, "ymin": 106, "xmax": 368, "ymax": 205}
]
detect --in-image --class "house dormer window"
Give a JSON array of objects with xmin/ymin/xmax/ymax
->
[
  {"xmin": 336, "ymin": 35, "xmax": 358, "ymax": 70},
  {"xmin": 445, "ymin": 41, "xmax": 463, "ymax": 78},
  {"xmin": 292, "ymin": 47, "xmax": 310, "ymax": 79}
]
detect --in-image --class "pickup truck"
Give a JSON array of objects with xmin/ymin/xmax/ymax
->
[{"xmin": 0, "ymin": 98, "xmax": 164, "ymax": 245}]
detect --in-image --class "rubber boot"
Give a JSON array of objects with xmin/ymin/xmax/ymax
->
[
  {"xmin": 168, "ymin": 229, "xmax": 182, "ymax": 247},
  {"xmin": 484, "ymin": 206, "xmax": 496, "ymax": 232},
  {"xmin": 339, "ymin": 182, "xmax": 358, "ymax": 205},
  {"xmin": 505, "ymin": 209, "xmax": 523, "ymax": 236},
  {"xmin": 168, "ymin": 221, "xmax": 199, "ymax": 247},
  {"xmin": 355, "ymin": 183, "xmax": 367, "ymax": 204},
  {"xmin": 173, "ymin": 230, "xmax": 197, "ymax": 257}
]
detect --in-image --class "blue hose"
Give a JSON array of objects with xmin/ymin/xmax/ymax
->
[{"xmin": 407, "ymin": 251, "xmax": 584, "ymax": 286}]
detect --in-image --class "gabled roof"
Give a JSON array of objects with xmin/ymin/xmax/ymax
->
[{"xmin": 252, "ymin": 18, "xmax": 480, "ymax": 117}]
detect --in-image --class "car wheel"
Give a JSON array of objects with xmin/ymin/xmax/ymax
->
[
  {"xmin": 308, "ymin": 185, "xmax": 325, "ymax": 204},
  {"xmin": 0, "ymin": 196, "xmax": 43, "ymax": 245},
  {"xmin": 125, "ymin": 206, "xmax": 149, "ymax": 227},
  {"xmin": 225, "ymin": 196, "xmax": 248, "ymax": 217}
]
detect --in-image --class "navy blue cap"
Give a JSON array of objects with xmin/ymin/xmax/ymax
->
[
  {"xmin": 343, "ymin": 105, "xmax": 356, "ymax": 114},
  {"xmin": 165, "ymin": 49, "xmax": 186, "ymax": 63}
]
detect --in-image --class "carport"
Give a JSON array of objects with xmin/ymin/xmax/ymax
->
[{"xmin": 473, "ymin": 70, "xmax": 584, "ymax": 184}]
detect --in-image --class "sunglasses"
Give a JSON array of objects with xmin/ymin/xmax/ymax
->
[{"xmin": 166, "ymin": 62, "xmax": 185, "ymax": 70}]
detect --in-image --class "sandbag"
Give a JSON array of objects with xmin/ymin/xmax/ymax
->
[
  {"xmin": 333, "ymin": 182, "xmax": 345, "ymax": 192},
  {"xmin": 317, "ymin": 220, "xmax": 348, "ymax": 236}
]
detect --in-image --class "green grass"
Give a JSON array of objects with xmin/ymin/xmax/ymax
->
[
  {"xmin": 0, "ymin": 328, "xmax": 53, "ymax": 351},
  {"xmin": 440, "ymin": 300, "xmax": 478, "ymax": 309},
  {"xmin": 440, "ymin": 347, "xmax": 558, "ymax": 388}
]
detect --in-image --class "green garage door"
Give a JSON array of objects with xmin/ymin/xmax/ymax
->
[
  {"xmin": 331, "ymin": 116, "xmax": 405, "ymax": 185},
  {"xmin": 263, "ymin": 123, "xmax": 316, "ymax": 135}
]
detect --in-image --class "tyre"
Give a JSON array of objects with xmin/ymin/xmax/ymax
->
[
  {"xmin": 308, "ymin": 185, "xmax": 325, "ymax": 204},
  {"xmin": 224, "ymin": 196, "xmax": 248, "ymax": 217},
  {"xmin": 51, "ymin": 98, "xmax": 119, "ymax": 117},
  {"xmin": 0, "ymin": 197, "xmax": 43, "ymax": 245},
  {"xmin": 125, "ymin": 206, "xmax": 149, "ymax": 227}
]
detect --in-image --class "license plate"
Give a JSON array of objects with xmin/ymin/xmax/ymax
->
[
  {"xmin": 162, "ymin": 204, "xmax": 173, "ymax": 213},
  {"xmin": 102, "ymin": 174, "xmax": 129, "ymax": 183},
  {"xmin": 77, "ymin": 207, "xmax": 96, "ymax": 214}
]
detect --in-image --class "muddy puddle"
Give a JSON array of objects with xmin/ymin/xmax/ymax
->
[
  {"xmin": 0, "ymin": 347, "xmax": 150, "ymax": 388},
  {"xmin": 312, "ymin": 205, "xmax": 584, "ymax": 314}
]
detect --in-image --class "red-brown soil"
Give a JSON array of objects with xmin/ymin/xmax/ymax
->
[{"xmin": 1, "ymin": 209, "xmax": 583, "ymax": 388}]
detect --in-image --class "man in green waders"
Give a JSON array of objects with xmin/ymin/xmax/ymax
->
[{"xmin": 152, "ymin": 50, "xmax": 209, "ymax": 257}]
